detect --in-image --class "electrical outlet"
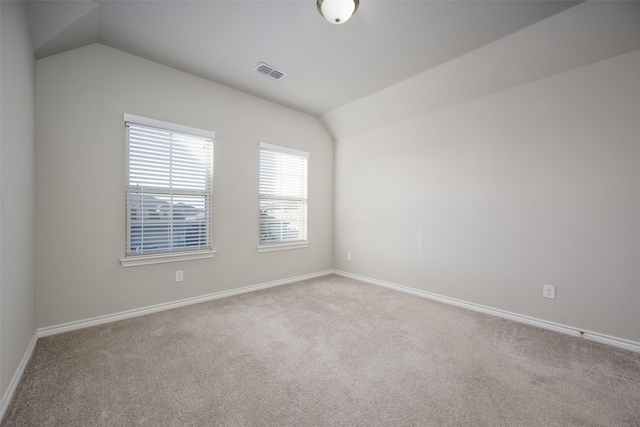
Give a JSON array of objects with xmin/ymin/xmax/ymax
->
[
  {"xmin": 347, "ymin": 252, "xmax": 352, "ymax": 261},
  {"xmin": 543, "ymin": 284, "xmax": 555, "ymax": 299},
  {"xmin": 176, "ymin": 270, "xmax": 184, "ymax": 282}
]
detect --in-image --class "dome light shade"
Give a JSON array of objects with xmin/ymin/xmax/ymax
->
[{"xmin": 317, "ymin": 0, "xmax": 359, "ymax": 25}]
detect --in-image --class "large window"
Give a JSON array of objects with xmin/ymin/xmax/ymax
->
[
  {"xmin": 122, "ymin": 114, "xmax": 214, "ymax": 266},
  {"xmin": 259, "ymin": 142, "xmax": 309, "ymax": 251}
]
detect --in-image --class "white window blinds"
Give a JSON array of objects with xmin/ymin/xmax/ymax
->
[
  {"xmin": 125, "ymin": 116, "xmax": 214, "ymax": 257},
  {"xmin": 259, "ymin": 142, "xmax": 308, "ymax": 246}
]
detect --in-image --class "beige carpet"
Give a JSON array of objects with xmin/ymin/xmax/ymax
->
[{"xmin": 2, "ymin": 274, "xmax": 639, "ymax": 426}]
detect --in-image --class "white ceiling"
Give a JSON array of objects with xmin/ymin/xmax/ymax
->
[{"xmin": 26, "ymin": 0, "xmax": 584, "ymax": 116}]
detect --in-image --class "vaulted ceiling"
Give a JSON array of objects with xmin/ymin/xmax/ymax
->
[
  {"xmin": 25, "ymin": 1, "xmax": 640, "ymax": 124},
  {"xmin": 27, "ymin": 0, "xmax": 585, "ymax": 115}
]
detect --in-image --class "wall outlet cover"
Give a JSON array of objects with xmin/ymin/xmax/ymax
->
[{"xmin": 543, "ymin": 284, "xmax": 555, "ymax": 299}]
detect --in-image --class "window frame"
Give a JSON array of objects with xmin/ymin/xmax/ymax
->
[
  {"xmin": 258, "ymin": 142, "xmax": 310, "ymax": 252},
  {"xmin": 120, "ymin": 113, "xmax": 216, "ymax": 267}
]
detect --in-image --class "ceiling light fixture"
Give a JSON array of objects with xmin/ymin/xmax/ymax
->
[{"xmin": 317, "ymin": 0, "xmax": 359, "ymax": 25}]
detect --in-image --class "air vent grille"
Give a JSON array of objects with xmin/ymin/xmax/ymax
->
[{"xmin": 255, "ymin": 62, "xmax": 287, "ymax": 80}]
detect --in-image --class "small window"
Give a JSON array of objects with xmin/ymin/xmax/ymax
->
[
  {"xmin": 122, "ymin": 114, "xmax": 214, "ymax": 265},
  {"xmin": 258, "ymin": 142, "xmax": 309, "ymax": 252}
]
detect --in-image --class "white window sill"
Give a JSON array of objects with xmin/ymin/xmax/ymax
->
[
  {"xmin": 257, "ymin": 241, "xmax": 310, "ymax": 253},
  {"xmin": 120, "ymin": 249, "xmax": 216, "ymax": 267}
]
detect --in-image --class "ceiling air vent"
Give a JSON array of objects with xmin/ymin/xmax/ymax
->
[{"xmin": 254, "ymin": 62, "xmax": 287, "ymax": 81}]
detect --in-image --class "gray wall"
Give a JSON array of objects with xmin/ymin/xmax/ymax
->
[
  {"xmin": 0, "ymin": 0, "xmax": 37, "ymax": 400},
  {"xmin": 36, "ymin": 44, "xmax": 334, "ymax": 328},
  {"xmin": 334, "ymin": 49, "xmax": 640, "ymax": 342}
]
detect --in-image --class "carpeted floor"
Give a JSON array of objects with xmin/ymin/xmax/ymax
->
[{"xmin": 2, "ymin": 274, "xmax": 640, "ymax": 426}]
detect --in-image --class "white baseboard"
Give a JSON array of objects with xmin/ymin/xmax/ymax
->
[
  {"xmin": 0, "ymin": 332, "xmax": 37, "ymax": 421},
  {"xmin": 334, "ymin": 270, "xmax": 640, "ymax": 354},
  {"xmin": 38, "ymin": 270, "xmax": 334, "ymax": 338}
]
